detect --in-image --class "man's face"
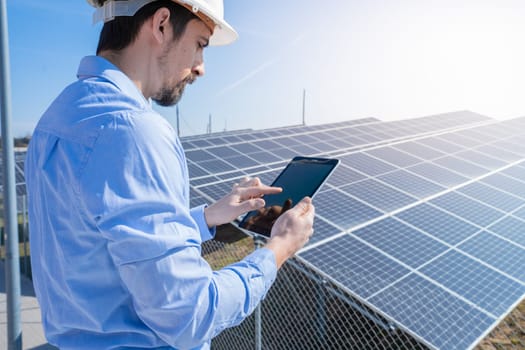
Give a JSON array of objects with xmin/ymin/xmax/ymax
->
[{"xmin": 153, "ymin": 19, "xmax": 211, "ymax": 106}]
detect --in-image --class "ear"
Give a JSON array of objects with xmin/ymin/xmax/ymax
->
[{"xmin": 151, "ymin": 7, "xmax": 171, "ymax": 44}]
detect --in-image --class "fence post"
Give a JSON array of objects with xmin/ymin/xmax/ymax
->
[
  {"xmin": 0, "ymin": 0, "xmax": 22, "ymax": 348},
  {"xmin": 254, "ymin": 236, "xmax": 264, "ymax": 350},
  {"xmin": 316, "ymin": 279, "xmax": 328, "ymax": 347}
]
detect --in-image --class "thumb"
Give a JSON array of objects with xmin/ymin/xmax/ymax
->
[{"xmin": 294, "ymin": 197, "xmax": 313, "ymax": 215}]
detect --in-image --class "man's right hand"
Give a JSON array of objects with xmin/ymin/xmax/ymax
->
[{"xmin": 265, "ymin": 197, "xmax": 315, "ymax": 268}]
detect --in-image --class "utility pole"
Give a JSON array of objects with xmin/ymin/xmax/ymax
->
[
  {"xmin": 206, "ymin": 114, "xmax": 212, "ymax": 134},
  {"xmin": 0, "ymin": 0, "xmax": 22, "ymax": 348},
  {"xmin": 302, "ymin": 89, "xmax": 306, "ymax": 126}
]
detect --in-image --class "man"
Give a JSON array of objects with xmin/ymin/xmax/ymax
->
[{"xmin": 24, "ymin": 0, "xmax": 315, "ymax": 349}]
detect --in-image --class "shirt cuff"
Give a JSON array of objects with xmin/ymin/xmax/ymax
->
[
  {"xmin": 243, "ymin": 247, "xmax": 278, "ymax": 293},
  {"xmin": 190, "ymin": 204, "xmax": 216, "ymax": 242}
]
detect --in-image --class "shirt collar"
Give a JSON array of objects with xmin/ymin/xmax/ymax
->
[{"xmin": 77, "ymin": 55, "xmax": 152, "ymax": 109}]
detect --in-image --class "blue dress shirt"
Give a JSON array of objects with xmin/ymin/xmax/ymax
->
[{"xmin": 25, "ymin": 56, "xmax": 277, "ymax": 350}]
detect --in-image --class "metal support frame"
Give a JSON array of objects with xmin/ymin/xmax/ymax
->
[{"xmin": 0, "ymin": 0, "xmax": 22, "ymax": 348}]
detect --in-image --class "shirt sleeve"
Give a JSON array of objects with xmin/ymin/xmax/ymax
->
[
  {"xmin": 190, "ymin": 204, "xmax": 216, "ymax": 242},
  {"xmin": 79, "ymin": 113, "xmax": 277, "ymax": 349}
]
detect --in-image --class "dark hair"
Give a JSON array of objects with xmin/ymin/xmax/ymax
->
[{"xmin": 96, "ymin": 0, "xmax": 197, "ymax": 54}]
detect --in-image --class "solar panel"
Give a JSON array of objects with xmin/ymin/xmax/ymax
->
[
  {"xmin": 325, "ymin": 165, "xmax": 367, "ymax": 187},
  {"xmin": 416, "ymin": 137, "xmax": 466, "ymax": 154},
  {"xmin": 352, "ymin": 217, "xmax": 448, "ymax": 268},
  {"xmin": 459, "ymin": 231, "xmax": 525, "ymax": 282},
  {"xmin": 407, "ymin": 163, "xmax": 468, "ymax": 187},
  {"xmin": 377, "ymin": 170, "xmax": 446, "ymax": 199},
  {"xmin": 487, "ymin": 216, "xmax": 525, "ymax": 247},
  {"xmin": 420, "ymin": 250, "xmax": 525, "ymax": 316},
  {"xmin": 395, "ymin": 203, "xmax": 480, "ymax": 245},
  {"xmin": 365, "ymin": 147, "xmax": 422, "ymax": 167},
  {"xmin": 394, "ymin": 141, "xmax": 446, "ymax": 160},
  {"xmin": 432, "ymin": 156, "xmax": 489, "ymax": 178},
  {"xmin": 306, "ymin": 216, "xmax": 340, "ymax": 245},
  {"xmin": 475, "ymin": 144, "xmax": 523, "ymax": 162},
  {"xmin": 339, "ymin": 153, "xmax": 396, "ymax": 177},
  {"xmin": 501, "ymin": 163, "xmax": 525, "ymax": 180},
  {"xmin": 314, "ymin": 189, "xmax": 382, "ymax": 229},
  {"xmin": 341, "ymin": 179, "xmax": 417, "ymax": 212},
  {"xmin": 187, "ymin": 162, "xmax": 209, "ymax": 178},
  {"xmin": 439, "ymin": 131, "xmax": 484, "ymax": 148},
  {"xmin": 457, "ymin": 182, "xmax": 524, "ymax": 212},
  {"xmin": 430, "ymin": 191, "xmax": 505, "ymax": 228},
  {"xmin": 454, "ymin": 149, "xmax": 507, "ymax": 170},
  {"xmin": 300, "ymin": 234, "xmax": 411, "ymax": 299},
  {"xmin": 481, "ymin": 173, "xmax": 525, "ymax": 199}
]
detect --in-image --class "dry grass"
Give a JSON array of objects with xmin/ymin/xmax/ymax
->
[{"xmin": 476, "ymin": 300, "xmax": 525, "ymax": 349}]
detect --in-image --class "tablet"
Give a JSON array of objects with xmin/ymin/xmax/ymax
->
[{"xmin": 238, "ymin": 156, "xmax": 339, "ymax": 237}]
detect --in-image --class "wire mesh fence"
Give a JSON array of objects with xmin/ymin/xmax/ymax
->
[{"xmin": 203, "ymin": 228, "xmax": 525, "ymax": 350}]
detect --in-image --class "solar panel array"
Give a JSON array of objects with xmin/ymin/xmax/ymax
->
[
  {"xmin": 13, "ymin": 110, "xmax": 525, "ymax": 349},
  {"xmin": 182, "ymin": 110, "xmax": 525, "ymax": 350}
]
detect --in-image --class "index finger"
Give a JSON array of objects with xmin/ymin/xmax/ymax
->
[{"xmin": 241, "ymin": 185, "xmax": 282, "ymax": 199}]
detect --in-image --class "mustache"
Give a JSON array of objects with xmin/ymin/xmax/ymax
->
[{"xmin": 185, "ymin": 74, "xmax": 196, "ymax": 85}]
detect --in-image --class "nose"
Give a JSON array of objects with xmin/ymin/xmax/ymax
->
[
  {"xmin": 192, "ymin": 62, "xmax": 205, "ymax": 77},
  {"xmin": 192, "ymin": 52, "xmax": 205, "ymax": 77}
]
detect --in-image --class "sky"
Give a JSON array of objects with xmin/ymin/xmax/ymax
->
[{"xmin": 5, "ymin": 0, "xmax": 525, "ymax": 137}]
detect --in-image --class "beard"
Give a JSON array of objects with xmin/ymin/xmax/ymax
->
[
  {"xmin": 154, "ymin": 42, "xmax": 196, "ymax": 107},
  {"xmin": 153, "ymin": 75, "xmax": 194, "ymax": 107}
]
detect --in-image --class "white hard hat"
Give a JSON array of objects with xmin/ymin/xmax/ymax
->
[{"xmin": 87, "ymin": 0, "xmax": 238, "ymax": 46}]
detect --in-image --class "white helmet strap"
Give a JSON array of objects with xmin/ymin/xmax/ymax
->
[{"xmin": 93, "ymin": 0, "xmax": 157, "ymax": 24}]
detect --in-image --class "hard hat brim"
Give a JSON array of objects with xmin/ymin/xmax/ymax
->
[
  {"xmin": 209, "ymin": 19, "xmax": 238, "ymax": 46},
  {"xmin": 189, "ymin": 3, "xmax": 238, "ymax": 46}
]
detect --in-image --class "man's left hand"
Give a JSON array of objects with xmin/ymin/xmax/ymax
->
[{"xmin": 203, "ymin": 177, "xmax": 282, "ymax": 228}]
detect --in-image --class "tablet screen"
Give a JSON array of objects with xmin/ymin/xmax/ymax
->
[{"xmin": 239, "ymin": 156, "xmax": 339, "ymax": 237}]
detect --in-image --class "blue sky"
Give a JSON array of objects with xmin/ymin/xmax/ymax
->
[{"xmin": 6, "ymin": 0, "xmax": 525, "ymax": 137}]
